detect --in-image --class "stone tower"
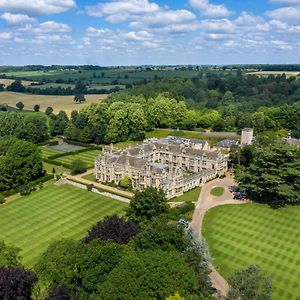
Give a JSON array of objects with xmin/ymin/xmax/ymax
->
[{"xmin": 241, "ymin": 128, "xmax": 253, "ymax": 145}]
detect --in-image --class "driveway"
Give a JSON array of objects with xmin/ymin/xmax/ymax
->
[{"xmin": 190, "ymin": 175, "xmax": 246, "ymax": 297}]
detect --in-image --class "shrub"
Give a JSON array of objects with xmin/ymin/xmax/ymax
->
[
  {"xmin": 119, "ymin": 177, "xmax": 132, "ymax": 190},
  {"xmin": 70, "ymin": 159, "xmax": 87, "ymax": 175},
  {"xmin": 87, "ymin": 184, "xmax": 94, "ymax": 192}
]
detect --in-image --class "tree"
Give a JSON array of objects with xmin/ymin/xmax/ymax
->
[
  {"xmin": 0, "ymin": 139, "xmax": 43, "ymax": 191},
  {"xmin": 127, "ymin": 187, "xmax": 168, "ymax": 223},
  {"xmin": 70, "ymin": 159, "xmax": 87, "ymax": 175},
  {"xmin": 133, "ymin": 218, "xmax": 188, "ymax": 252},
  {"xmin": 227, "ymin": 265, "xmax": 272, "ymax": 300},
  {"xmin": 74, "ymin": 94, "xmax": 86, "ymax": 103},
  {"xmin": 49, "ymin": 111, "xmax": 69, "ymax": 136},
  {"xmin": 0, "ymin": 267, "xmax": 38, "ymax": 300},
  {"xmin": 96, "ymin": 250, "xmax": 208, "ymax": 300},
  {"xmin": 16, "ymin": 101, "xmax": 24, "ymax": 111},
  {"xmin": 46, "ymin": 286, "xmax": 71, "ymax": 300},
  {"xmin": 45, "ymin": 106, "xmax": 54, "ymax": 116},
  {"xmin": 166, "ymin": 292, "xmax": 185, "ymax": 300},
  {"xmin": 236, "ymin": 143, "xmax": 300, "ymax": 205},
  {"xmin": 119, "ymin": 176, "xmax": 132, "ymax": 190},
  {"xmin": 82, "ymin": 215, "xmax": 139, "ymax": 244},
  {"xmin": 0, "ymin": 241, "xmax": 21, "ymax": 268},
  {"xmin": 7, "ymin": 80, "xmax": 25, "ymax": 93},
  {"xmin": 33, "ymin": 104, "xmax": 40, "ymax": 112}
]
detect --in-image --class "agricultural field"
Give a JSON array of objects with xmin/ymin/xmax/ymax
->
[
  {"xmin": 0, "ymin": 184, "xmax": 127, "ymax": 267},
  {"xmin": 0, "ymin": 78, "xmax": 33, "ymax": 87},
  {"xmin": 203, "ymin": 203, "xmax": 300, "ymax": 300},
  {"xmin": 54, "ymin": 149, "xmax": 100, "ymax": 168},
  {"xmin": 0, "ymin": 92, "xmax": 106, "ymax": 115},
  {"xmin": 246, "ymin": 71, "xmax": 300, "ymax": 77}
]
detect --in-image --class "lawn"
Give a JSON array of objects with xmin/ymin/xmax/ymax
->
[
  {"xmin": 172, "ymin": 187, "xmax": 201, "ymax": 203},
  {"xmin": 203, "ymin": 203, "xmax": 300, "ymax": 300},
  {"xmin": 210, "ymin": 187, "xmax": 224, "ymax": 197},
  {"xmin": 82, "ymin": 173, "xmax": 97, "ymax": 182},
  {"xmin": 54, "ymin": 149, "xmax": 100, "ymax": 168},
  {"xmin": 41, "ymin": 147, "xmax": 62, "ymax": 159},
  {"xmin": 0, "ymin": 184, "xmax": 127, "ymax": 267}
]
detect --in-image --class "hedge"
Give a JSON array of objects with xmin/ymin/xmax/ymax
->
[{"xmin": 47, "ymin": 146, "xmax": 102, "ymax": 160}]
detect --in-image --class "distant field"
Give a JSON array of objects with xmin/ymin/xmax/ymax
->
[
  {"xmin": 0, "ymin": 78, "xmax": 33, "ymax": 87},
  {"xmin": 0, "ymin": 184, "xmax": 127, "ymax": 267},
  {"xmin": 247, "ymin": 71, "xmax": 300, "ymax": 77},
  {"xmin": 0, "ymin": 92, "xmax": 106, "ymax": 115},
  {"xmin": 54, "ymin": 149, "xmax": 100, "ymax": 168},
  {"xmin": 203, "ymin": 203, "xmax": 300, "ymax": 300}
]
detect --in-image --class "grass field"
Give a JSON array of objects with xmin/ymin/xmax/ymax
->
[
  {"xmin": 0, "ymin": 184, "xmax": 127, "ymax": 267},
  {"xmin": 54, "ymin": 149, "xmax": 100, "ymax": 168},
  {"xmin": 41, "ymin": 147, "xmax": 62, "ymax": 159},
  {"xmin": 0, "ymin": 92, "xmax": 106, "ymax": 115},
  {"xmin": 203, "ymin": 203, "xmax": 300, "ymax": 300},
  {"xmin": 82, "ymin": 174, "xmax": 97, "ymax": 182},
  {"xmin": 210, "ymin": 187, "xmax": 224, "ymax": 197},
  {"xmin": 173, "ymin": 187, "xmax": 201, "ymax": 203}
]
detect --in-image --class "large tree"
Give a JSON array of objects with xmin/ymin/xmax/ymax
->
[
  {"xmin": 0, "ymin": 241, "xmax": 21, "ymax": 268},
  {"xmin": 236, "ymin": 142, "xmax": 300, "ymax": 205},
  {"xmin": 127, "ymin": 187, "xmax": 169, "ymax": 223}
]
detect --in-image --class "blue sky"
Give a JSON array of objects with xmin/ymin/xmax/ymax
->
[{"xmin": 0, "ymin": 0, "xmax": 299, "ymax": 65}]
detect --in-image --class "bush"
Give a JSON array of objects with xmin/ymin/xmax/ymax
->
[
  {"xmin": 87, "ymin": 184, "xmax": 94, "ymax": 192},
  {"xmin": 70, "ymin": 159, "xmax": 87, "ymax": 175},
  {"xmin": 0, "ymin": 194, "xmax": 5, "ymax": 204},
  {"xmin": 119, "ymin": 177, "xmax": 132, "ymax": 190}
]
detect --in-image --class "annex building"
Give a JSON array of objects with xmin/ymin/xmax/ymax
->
[{"xmin": 95, "ymin": 136, "xmax": 228, "ymax": 199}]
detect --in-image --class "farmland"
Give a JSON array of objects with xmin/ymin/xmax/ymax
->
[
  {"xmin": 246, "ymin": 71, "xmax": 300, "ymax": 77},
  {"xmin": 203, "ymin": 203, "xmax": 300, "ymax": 300},
  {"xmin": 0, "ymin": 184, "xmax": 127, "ymax": 267},
  {"xmin": 0, "ymin": 91, "xmax": 106, "ymax": 115}
]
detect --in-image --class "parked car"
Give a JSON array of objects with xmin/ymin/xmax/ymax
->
[{"xmin": 177, "ymin": 219, "xmax": 189, "ymax": 228}]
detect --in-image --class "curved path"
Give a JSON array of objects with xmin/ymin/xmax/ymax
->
[{"xmin": 190, "ymin": 175, "xmax": 246, "ymax": 297}]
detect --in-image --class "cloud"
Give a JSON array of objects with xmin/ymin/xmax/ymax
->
[
  {"xmin": 189, "ymin": 0, "xmax": 233, "ymax": 17},
  {"xmin": 0, "ymin": 0, "xmax": 76, "ymax": 16},
  {"xmin": 20, "ymin": 21, "xmax": 71, "ymax": 34},
  {"xmin": 267, "ymin": 6, "xmax": 300, "ymax": 20},
  {"xmin": 85, "ymin": 0, "xmax": 159, "ymax": 21},
  {"xmin": 269, "ymin": 0, "xmax": 300, "ymax": 4},
  {"xmin": 1, "ymin": 12, "xmax": 35, "ymax": 25}
]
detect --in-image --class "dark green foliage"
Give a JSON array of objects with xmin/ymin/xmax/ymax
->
[
  {"xmin": 49, "ymin": 111, "xmax": 69, "ymax": 136},
  {"xmin": 35, "ymin": 239, "xmax": 124, "ymax": 298},
  {"xmin": 0, "ymin": 138, "xmax": 44, "ymax": 191},
  {"xmin": 95, "ymin": 250, "xmax": 209, "ymax": 300},
  {"xmin": 133, "ymin": 218, "xmax": 188, "ymax": 252},
  {"xmin": 45, "ymin": 106, "xmax": 54, "ymax": 116},
  {"xmin": 236, "ymin": 143, "xmax": 300, "ymax": 205},
  {"xmin": 46, "ymin": 286, "xmax": 72, "ymax": 300},
  {"xmin": 82, "ymin": 215, "xmax": 139, "ymax": 244},
  {"xmin": 33, "ymin": 104, "xmax": 40, "ymax": 112},
  {"xmin": 0, "ymin": 241, "xmax": 21, "ymax": 268},
  {"xmin": 0, "ymin": 267, "xmax": 38, "ymax": 300},
  {"xmin": 227, "ymin": 265, "xmax": 272, "ymax": 300},
  {"xmin": 16, "ymin": 101, "xmax": 24, "ymax": 111},
  {"xmin": 119, "ymin": 176, "xmax": 132, "ymax": 190},
  {"xmin": 74, "ymin": 94, "xmax": 86, "ymax": 103},
  {"xmin": 0, "ymin": 113, "xmax": 48, "ymax": 143},
  {"xmin": 70, "ymin": 159, "xmax": 87, "ymax": 175},
  {"xmin": 127, "ymin": 187, "xmax": 169, "ymax": 223},
  {"xmin": 7, "ymin": 80, "xmax": 25, "ymax": 92}
]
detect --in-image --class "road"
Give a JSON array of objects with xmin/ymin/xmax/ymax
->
[{"xmin": 190, "ymin": 175, "xmax": 246, "ymax": 297}]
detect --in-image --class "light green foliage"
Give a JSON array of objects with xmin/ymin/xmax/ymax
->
[
  {"xmin": 0, "ymin": 240, "xmax": 21, "ymax": 268},
  {"xmin": 0, "ymin": 184, "xmax": 127, "ymax": 267},
  {"xmin": 203, "ymin": 203, "xmax": 300, "ymax": 300},
  {"xmin": 119, "ymin": 176, "xmax": 132, "ymax": 190},
  {"xmin": 127, "ymin": 187, "xmax": 169, "ymax": 223},
  {"xmin": 96, "ymin": 250, "xmax": 208, "ymax": 300}
]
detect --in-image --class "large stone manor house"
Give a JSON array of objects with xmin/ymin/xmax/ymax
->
[{"xmin": 95, "ymin": 136, "xmax": 228, "ymax": 199}]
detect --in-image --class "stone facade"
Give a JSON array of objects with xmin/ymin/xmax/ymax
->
[{"xmin": 95, "ymin": 136, "xmax": 228, "ymax": 199}]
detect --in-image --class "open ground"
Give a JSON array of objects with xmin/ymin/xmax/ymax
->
[
  {"xmin": 0, "ymin": 184, "xmax": 127, "ymax": 267},
  {"xmin": 0, "ymin": 92, "xmax": 107, "ymax": 115},
  {"xmin": 203, "ymin": 203, "xmax": 300, "ymax": 300},
  {"xmin": 246, "ymin": 71, "xmax": 300, "ymax": 77}
]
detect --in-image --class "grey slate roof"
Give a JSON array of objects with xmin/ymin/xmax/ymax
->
[{"xmin": 216, "ymin": 139, "xmax": 239, "ymax": 148}]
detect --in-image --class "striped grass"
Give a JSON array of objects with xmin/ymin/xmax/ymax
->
[
  {"xmin": 54, "ymin": 149, "xmax": 100, "ymax": 168},
  {"xmin": 41, "ymin": 147, "xmax": 62, "ymax": 159},
  {"xmin": 203, "ymin": 203, "xmax": 300, "ymax": 300},
  {"xmin": 0, "ymin": 184, "xmax": 127, "ymax": 267}
]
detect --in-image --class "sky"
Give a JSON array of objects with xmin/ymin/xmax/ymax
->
[{"xmin": 0, "ymin": 0, "xmax": 299, "ymax": 66}]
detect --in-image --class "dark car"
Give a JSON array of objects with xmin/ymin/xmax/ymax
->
[{"xmin": 177, "ymin": 219, "xmax": 189, "ymax": 228}]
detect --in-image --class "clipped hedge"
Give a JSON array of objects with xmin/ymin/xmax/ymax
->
[
  {"xmin": 47, "ymin": 146, "xmax": 102, "ymax": 160},
  {"xmin": 43, "ymin": 158, "xmax": 72, "ymax": 169}
]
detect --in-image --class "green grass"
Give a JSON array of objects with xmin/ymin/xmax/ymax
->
[
  {"xmin": 210, "ymin": 187, "xmax": 224, "ymax": 197},
  {"xmin": 41, "ymin": 147, "xmax": 62, "ymax": 159},
  {"xmin": 203, "ymin": 203, "xmax": 300, "ymax": 300},
  {"xmin": 82, "ymin": 173, "xmax": 97, "ymax": 182},
  {"xmin": 0, "ymin": 184, "xmax": 127, "ymax": 267},
  {"xmin": 172, "ymin": 187, "xmax": 201, "ymax": 203},
  {"xmin": 54, "ymin": 149, "xmax": 100, "ymax": 168}
]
